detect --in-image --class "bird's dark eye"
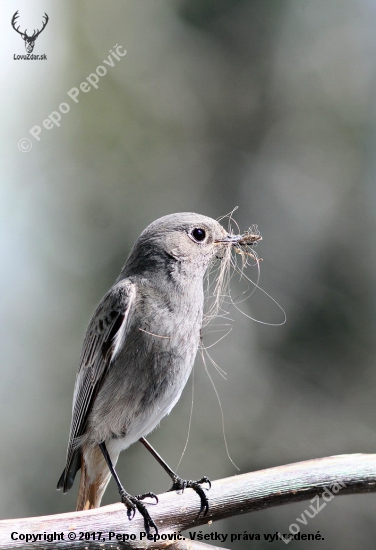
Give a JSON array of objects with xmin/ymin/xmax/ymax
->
[{"xmin": 191, "ymin": 228, "xmax": 206, "ymax": 242}]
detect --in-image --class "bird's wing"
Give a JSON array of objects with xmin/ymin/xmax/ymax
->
[{"xmin": 58, "ymin": 279, "xmax": 136, "ymax": 492}]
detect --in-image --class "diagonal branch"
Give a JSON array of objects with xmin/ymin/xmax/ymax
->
[{"xmin": 0, "ymin": 454, "xmax": 375, "ymax": 549}]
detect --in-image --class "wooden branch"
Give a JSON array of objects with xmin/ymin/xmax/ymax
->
[{"xmin": 1, "ymin": 454, "xmax": 375, "ymax": 549}]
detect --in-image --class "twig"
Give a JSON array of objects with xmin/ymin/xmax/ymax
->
[{"xmin": 0, "ymin": 454, "xmax": 375, "ymax": 549}]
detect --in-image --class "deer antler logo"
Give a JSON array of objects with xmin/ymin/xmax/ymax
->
[{"xmin": 11, "ymin": 10, "xmax": 49, "ymax": 53}]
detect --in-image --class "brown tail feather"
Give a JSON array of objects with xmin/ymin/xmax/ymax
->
[{"xmin": 76, "ymin": 454, "xmax": 111, "ymax": 510}]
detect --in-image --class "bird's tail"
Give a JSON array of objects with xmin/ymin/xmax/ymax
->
[{"xmin": 76, "ymin": 450, "xmax": 112, "ymax": 511}]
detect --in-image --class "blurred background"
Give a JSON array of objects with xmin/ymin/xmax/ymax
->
[{"xmin": 2, "ymin": 0, "xmax": 376, "ymax": 547}]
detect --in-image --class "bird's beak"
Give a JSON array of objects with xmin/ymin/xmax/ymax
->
[
  {"xmin": 215, "ymin": 232, "xmax": 262, "ymax": 246},
  {"xmin": 214, "ymin": 235, "xmax": 242, "ymax": 245}
]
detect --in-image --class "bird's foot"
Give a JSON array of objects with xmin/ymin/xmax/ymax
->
[
  {"xmin": 120, "ymin": 489, "xmax": 158, "ymax": 534},
  {"xmin": 169, "ymin": 475, "xmax": 211, "ymax": 516}
]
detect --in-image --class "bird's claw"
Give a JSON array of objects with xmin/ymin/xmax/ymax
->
[
  {"xmin": 120, "ymin": 490, "xmax": 158, "ymax": 534},
  {"xmin": 170, "ymin": 475, "xmax": 211, "ymax": 516},
  {"xmin": 135, "ymin": 491, "xmax": 159, "ymax": 504}
]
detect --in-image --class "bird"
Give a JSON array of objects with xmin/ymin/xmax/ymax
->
[{"xmin": 57, "ymin": 212, "xmax": 255, "ymax": 533}]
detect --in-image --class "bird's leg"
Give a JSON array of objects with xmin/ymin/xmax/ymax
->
[
  {"xmin": 98, "ymin": 442, "xmax": 158, "ymax": 534},
  {"xmin": 139, "ymin": 437, "xmax": 211, "ymax": 516}
]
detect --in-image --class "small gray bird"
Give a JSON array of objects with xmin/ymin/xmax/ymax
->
[{"xmin": 57, "ymin": 212, "xmax": 258, "ymax": 532}]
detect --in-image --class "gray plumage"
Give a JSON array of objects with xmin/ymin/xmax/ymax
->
[{"xmin": 58, "ymin": 212, "xmax": 233, "ymax": 510}]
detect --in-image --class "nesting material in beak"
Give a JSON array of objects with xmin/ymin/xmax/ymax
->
[
  {"xmin": 215, "ymin": 224, "xmax": 261, "ymax": 244},
  {"xmin": 215, "ymin": 225, "xmax": 262, "ymax": 261}
]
